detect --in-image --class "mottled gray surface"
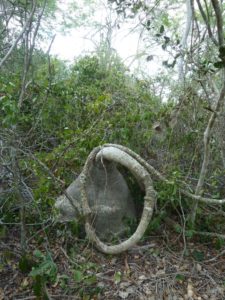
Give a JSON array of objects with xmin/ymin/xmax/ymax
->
[{"xmin": 55, "ymin": 159, "xmax": 136, "ymax": 240}]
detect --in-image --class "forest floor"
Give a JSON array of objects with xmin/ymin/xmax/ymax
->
[{"xmin": 1, "ymin": 226, "xmax": 225, "ymax": 300}]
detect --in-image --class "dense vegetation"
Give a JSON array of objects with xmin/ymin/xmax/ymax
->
[{"xmin": 0, "ymin": 0, "xmax": 225, "ymax": 298}]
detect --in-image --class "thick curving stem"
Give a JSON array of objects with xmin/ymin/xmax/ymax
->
[
  {"xmin": 80, "ymin": 146, "xmax": 156, "ymax": 254},
  {"xmin": 104, "ymin": 143, "xmax": 225, "ymax": 205},
  {"xmin": 79, "ymin": 143, "xmax": 225, "ymax": 254}
]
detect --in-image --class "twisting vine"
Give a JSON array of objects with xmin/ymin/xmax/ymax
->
[{"xmin": 79, "ymin": 144, "xmax": 225, "ymax": 254}]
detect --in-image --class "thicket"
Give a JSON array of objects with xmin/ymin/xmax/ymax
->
[
  {"xmin": 0, "ymin": 46, "xmax": 160, "ymax": 231},
  {"xmin": 1, "ymin": 46, "xmax": 225, "ymax": 245}
]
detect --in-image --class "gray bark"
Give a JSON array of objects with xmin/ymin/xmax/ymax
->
[{"xmin": 55, "ymin": 158, "xmax": 136, "ymax": 240}]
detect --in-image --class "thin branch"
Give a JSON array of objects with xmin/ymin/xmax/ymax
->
[
  {"xmin": 178, "ymin": 0, "xmax": 193, "ymax": 80},
  {"xmin": 0, "ymin": 0, "xmax": 37, "ymax": 68},
  {"xmin": 18, "ymin": 21, "xmax": 30, "ymax": 109},
  {"xmin": 46, "ymin": 34, "xmax": 56, "ymax": 56},
  {"xmin": 189, "ymin": 0, "xmax": 225, "ymax": 224},
  {"xmin": 190, "ymin": 81, "xmax": 225, "ymax": 223},
  {"xmin": 196, "ymin": 0, "xmax": 218, "ymax": 45},
  {"xmin": 18, "ymin": 0, "xmax": 47, "ymax": 109},
  {"xmin": 181, "ymin": 189, "xmax": 225, "ymax": 204},
  {"xmin": 211, "ymin": 0, "xmax": 224, "ymax": 47},
  {"xmin": 204, "ymin": 248, "xmax": 225, "ymax": 262}
]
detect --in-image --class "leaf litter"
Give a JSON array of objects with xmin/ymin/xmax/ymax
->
[{"xmin": 0, "ymin": 228, "xmax": 225, "ymax": 299}]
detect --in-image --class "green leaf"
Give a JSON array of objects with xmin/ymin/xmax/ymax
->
[
  {"xmin": 214, "ymin": 61, "xmax": 225, "ymax": 69},
  {"xmin": 146, "ymin": 55, "xmax": 153, "ymax": 61},
  {"xmin": 160, "ymin": 25, "xmax": 165, "ymax": 34},
  {"xmin": 73, "ymin": 270, "xmax": 83, "ymax": 282},
  {"xmin": 175, "ymin": 274, "xmax": 185, "ymax": 282},
  {"xmin": 19, "ymin": 255, "xmax": 33, "ymax": 273},
  {"xmin": 33, "ymin": 275, "xmax": 44, "ymax": 297},
  {"xmin": 162, "ymin": 13, "xmax": 170, "ymax": 26},
  {"xmin": 175, "ymin": 224, "xmax": 182, "ymax": 233},
  {"xmin": 164, "ymin": 36, "xmax": 170, "ymax": 44},
  {"xmin": 114, "ymin": 271, "xmax": 122, "ymax": 284},
  {"xmin": 32, "ymin": 275, "xmax": 50, "ymax": 299},
  {"xmin": 185, "ymin": 230, "xmax": 194, "ymax": 238},
  {"xmin": 192, "ymin": 250, "xmax": 204, "ymax": 261},
  {"xmin": 29, "ymin": 261, "xmax": 53, "ymax": 277},
  {"xmin": 219, "ymin": 46, "xmax": 225, "ymax": 56},
  {"xmin": 215, "ymin": 238, "xmax": 225, "ymax": 250},
  {"xmin": 0, "ymin": 226, "xmax": 7, "ymax": 238},
  {"xmin": 84, "ymin": 275, "xmax": 97, "ymax": 285},
  {"xmin": 33, "ymin": 250, "xmax": 44, "ymax": 259}
]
